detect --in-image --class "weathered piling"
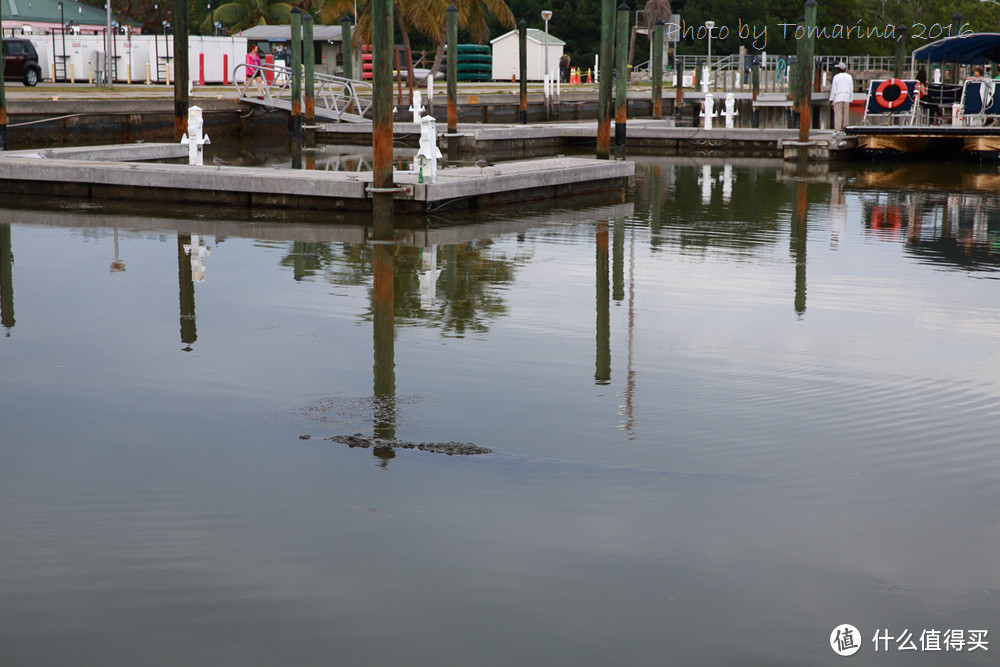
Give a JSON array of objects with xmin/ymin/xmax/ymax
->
[
  {"xmin": 304, "ymin": 13, "xmax": 316, "ymax": 147},
  {"xmin": 894, "ymin": 24, "xmax": 907, "ymax": 79},
  {"xmin": 950, "ymin": 14, "xmax": 963, "ymax": 83},
  {"xmin": 173, "ymin": 0, "xmax": 190, "ymax": 141},
  {"xmin": 341, "ymin": 16, "xmax": 354, "ymax": 80},
  {"xmin": 614, "ymin": 3, "xmax": 630, "ymax": 159},
  {"xmin": 447, "ymin": 5, "xmax": 458, "ymax": 135},
  {"xmin": 0, "ymin": 11, "xmax": 6, "ymax": 150},
  {"xmin": 290, "ymin": 8, "xmax": 303, "ymax": 146},
  {"xmin": 652, "ymin": 20, "xmax": 664, "ymax": 120},
  {"xmin": 597, "ymin": 0, "xmax": 615, "ymax": 158},
  {"xmin": 797, "ymin": 0, "xmax": 816, "ymax": 144},
  {"xmin": 519, "ymin": 20, "xmax": 528, "ymax": 124},
  {"xmin": 371, "ymin": 0, "xmax": 395, "ymax": 221}
]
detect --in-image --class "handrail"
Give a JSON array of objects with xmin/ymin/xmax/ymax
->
[{"xmin": 233, "ymin": 63, "xmax": 375, "ymax": 123}]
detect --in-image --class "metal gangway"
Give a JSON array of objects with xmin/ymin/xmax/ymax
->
[{"xmin": 234, "ymin": 63, "xmax": 374, "ymax": 124}]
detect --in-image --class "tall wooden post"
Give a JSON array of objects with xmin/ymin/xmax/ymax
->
[
  {"xmin": 173, "ymin": 0, "xmax": 189, "ymax": 141},
  {"xmin": 290, "ymin": 8, "xmax": 303, "ymax": 145},
  {"xmin": 894, "ymin": 24, "xmax": 907, "ymax": 79},
  {"xmin": 597, "ymin": 0, "xmax": 615, "ymax": 158},
  {"xmin": 614, "ymin": 3, "xmax": 629, "ymax": 159},
  {"xmin": 304, "ymin": 13, "xmax": 316, "ymax": 148},
  {"xmin": 518, "ymin": 20, "xmax": 528, "ymax": 124},
  {"xmin": 797, "ymin": 0, "xmax": 816, "ymax": 143},
  {"xmin": 447, "ymin": 5, "xmax": 458, "ymax": 134},
  {"xmin": 372, "ymin": 0, "xmax": 395, "ymax": 222},
  {"xmin": 0, "ymin": 8, "xmax": 7, "ymax": 150},
  {"xmin": 341, "ymin": 15, "xmax": 353, "ymax": 79},
  {"xmin": 950, "ymin": 13, "xmax": 963, "ymax": 83},
  {"xmin": 652, "ymin": 20, "xmax": 664, "ymax": 119}
]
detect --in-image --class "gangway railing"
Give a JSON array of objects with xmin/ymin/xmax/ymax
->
[{"xmin": 233, "ymin": 63, "xmax": 374, "ymax": 124}]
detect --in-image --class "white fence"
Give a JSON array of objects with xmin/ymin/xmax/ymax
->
[{"xmin": 31, "ymin": 34, "xmax": 249, "ymax": 84}]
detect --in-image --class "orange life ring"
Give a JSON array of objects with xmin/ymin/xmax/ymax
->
[{"xmin": 875, "ymin": 78, "xmax": 908, "ymax": 109}]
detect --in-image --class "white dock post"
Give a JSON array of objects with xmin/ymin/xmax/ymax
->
[
  {"xmin": 409, "ymin": 90, "xmax": 425, "ymax": 124},
  {"xmin": 724, "ymin": 93, "xmax": 738, "ymax": 128},
  {"xmin": 414, "ymin": 115, "xmax": 443, "ymax": 183},
  {"xmin": 701, "ymin": 93, "xmax": 716, "ymax": 129},
  {"xmin": 180, "ymin": 105, "xmax": 211, "ymax": 166}
]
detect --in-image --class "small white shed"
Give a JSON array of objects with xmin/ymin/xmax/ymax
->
[{"xmin": 490, "ymin": 28, "xmax": 565, "ymax": 81}]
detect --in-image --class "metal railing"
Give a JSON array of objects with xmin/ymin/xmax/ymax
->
[{"xmin": 233, "ymin": 63, "xmax": 375, "ymax": 124}]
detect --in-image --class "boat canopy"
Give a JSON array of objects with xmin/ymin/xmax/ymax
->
[{"xmin": 911, "ymin": 33, "xmax": 1000, "ymax": 65}]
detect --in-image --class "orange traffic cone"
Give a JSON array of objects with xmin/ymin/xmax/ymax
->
[
  {"xmin": 511, "ymin": 68, "xmax": 516, "ymax": 82},
  {"xmin": 586, "ymin": 68, "xmax": 592, "ymax": 84},
  {"xmin": 569, "ymin": 67, "xmax": 578, "ymax": 84}
]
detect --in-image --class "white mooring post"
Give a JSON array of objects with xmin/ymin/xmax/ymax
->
[
  {"xmin": 180, "ymin": 105, "xmax": 210, "ymax": 166},
  {"xmin": 724, "ymin": 93, "xmax": 738, "ymax": 128},
  {"xmin": 701, "ymin": 93, "xmax": 716, "ymax": 129},
  {"xmin": 409, "ymin": 90, "xmax": 425, "ymax": 124},
  {"xmin": 414, "ymin": 115, "xmax": 443, "ymax": 183}
]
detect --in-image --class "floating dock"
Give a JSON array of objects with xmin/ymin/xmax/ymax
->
[
  {"xmin": 847, "ymin": 125, "xmax": 1000, "ymax": 156},
  {"xmin": 0, "ymin": 146, "xmax": 633, "ymax": 214}
]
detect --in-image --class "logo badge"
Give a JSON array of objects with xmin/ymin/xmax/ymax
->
[{"xmin": 831, "ymin": 624, "xmax": 862, "ymax": 656}]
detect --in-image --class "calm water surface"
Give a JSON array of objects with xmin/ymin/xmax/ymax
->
[{"xmin": 2, "ymin": 156, "xmax": 1000, "ymax": 665}]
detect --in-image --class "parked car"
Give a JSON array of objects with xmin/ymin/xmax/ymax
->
[{"xmin": 2, "ymin": 38, "xmax": 43, "ymax": 86}]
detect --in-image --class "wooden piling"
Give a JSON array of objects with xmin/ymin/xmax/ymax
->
[
  {"xmin": 290, "ymin": 8, "xmax": 303, "ymax": 146},
  {"xmin": 372, "ymin": 0, "xmax": 395, "ymax": 220},
  {"xmin": 172, "ymin": 0, "xmax": 189, "ymax": 141},
  {"xmin": 447, "ymin": 6, "xmax": 458, "ymax": 134},
  {"xmin": 614, "ymin": 3, "xmax": 629, "ymax": 159},
  {"xmin": 304, "ymin": 13, "xmax": 316, "ymax": 147},
  {"xmin": 797, "ymin": 1, "xmax": 816, "ymax": 144},
  {"xmin": 652, "ymin": 20, "xmax": 664, "ymax": 120},
  {"xmin": 341, "ymin": 16, "xmax": 353, "ymax": 80},
  {"xmin": 597, "ymin": 0, "xmax": 615, "ymax": 158},
  {"xmin": 519, "ymin": 20, "xmax": 528, "ymax": 124}
]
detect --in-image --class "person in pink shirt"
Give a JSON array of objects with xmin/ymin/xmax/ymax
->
[{"xmin": 246, "ymin": 44, "xmax": 264, "ymax": 99}]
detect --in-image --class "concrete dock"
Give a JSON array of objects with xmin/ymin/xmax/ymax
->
[{"xmin": 0, "ymin": 147, "xmax": 633, "ymax": 214}]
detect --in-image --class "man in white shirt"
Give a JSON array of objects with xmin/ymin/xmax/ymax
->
[{"xmin": 829, "ymin": 62, "xmax": 854, "ymax": 132}]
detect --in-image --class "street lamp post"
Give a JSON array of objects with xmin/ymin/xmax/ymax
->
[
  {"xmin": 705, "ymin": 19, "xmax": 715, "ymax": 90},
  {"xmin": 541, "ymin": 10, "xmax": 552, "ymax": 80}
]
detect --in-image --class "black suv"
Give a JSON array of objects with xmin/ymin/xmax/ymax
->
[{"xmin": 2, "ymin": 38, "xmax": 42, "ymax": 86}]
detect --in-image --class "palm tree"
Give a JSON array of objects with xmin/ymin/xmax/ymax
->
[{"xmin": 199, "ymin": 0, "xmax": 298, "ymax": 34}]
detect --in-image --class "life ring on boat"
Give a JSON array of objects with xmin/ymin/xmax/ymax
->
[{"xmin": 874, "ymin": 78, "xmax": 908, "ymax": 109}]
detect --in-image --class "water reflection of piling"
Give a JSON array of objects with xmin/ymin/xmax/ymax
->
[
  {"xmin": 372, "ymin": 243, "xmax": 397, "ymax": 462},
  {"xmin": 792, "ymin": 180, "xmax": 808, "ymax": 316},
  {"xmin": 649, "ymin": 165, "xmax": 663, "ymax": 250},
  {"xmin": 1, "ymin": 224, "xmax": 14, "ymax": 333},
  {"xmin": 177, "ymin": 234, "xmax": 197, "ymax": 349},
  {"xmin": 613, "ymin": 217, "xmax": 625, "ymax": 302},
  {"xmin": 596, "ymin": 222, "xmax": 611, "ymax": 384}
]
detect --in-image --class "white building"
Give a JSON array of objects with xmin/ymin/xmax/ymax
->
[{"xmin": 490, "ymin": 28, "xmax": 564, "ymax": 81}]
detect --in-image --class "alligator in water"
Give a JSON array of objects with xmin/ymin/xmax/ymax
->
[{"xmin": 319, "ymin": 433, "xmax": 492, "ymax": 456}]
